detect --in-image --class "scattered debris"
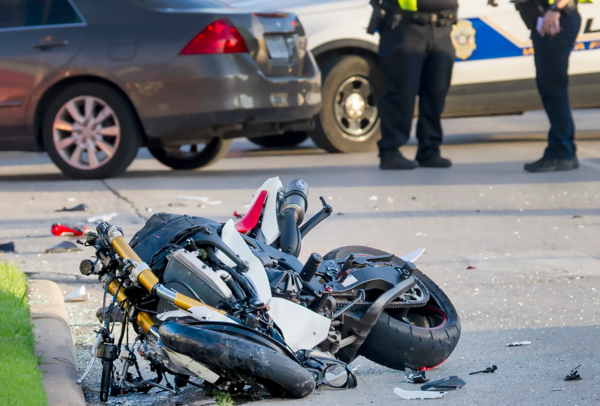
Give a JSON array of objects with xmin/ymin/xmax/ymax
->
[
  {"xmin": 411, "ymin": 196, "xmax": 416, "ymax": 200},
  {"xmin": 233, "ymin": 211, "xmax": 244, "ymax": 219},
  {"xmin": 51, "ymin": 223, "xmax": 87, "ymax": 236},
  {"xmin": 0, "ymin": 242, "xmax": 16, "ymax": 253},
  {"xmin": 420, "ymin": 376, "xmax": 465, "ymax": 391},
  {"xmin": 572, "ymin": 215, "xmax": 583, "ymax": 219},
  {"xmin": 466, "ymin": 266, "xmax": 476, "ymax": 270},
  {"xmin": 565, "ymin": 365, "xmax": 582, "ymax": 381},
  {"xmin": 64, "ymin": 285, "xmax": 88, "ymax": 302},
  {"xmin": 67, "ymin": 197, "xmax": 76, "ymax": 202},
  {"xmin": 45, "ymin": 241, "xmax": 82, "ymax": 254},
  {"xmin": 207, "ymin": 201, "xmax": 222, "ymax": 205},
  {"xmin": 469, "ymin": 365, "xmax": 497, "ymax": 375},
  {"xmin": 87, "ymin": 213, "xmax": 117, "ymax": 223},
  {"xmin": 405, "ymin": 369, "xmax": 429, "ymax": 384},
  {"xmin": 368, "ymin": 195, "xmax": 378, "ymax": 201},
  {"xmin": 328, "ymin": 196, "xmax": 334, "ymax": 201},
  {"xmin": 387, "ymin": 197, "xmax": 394, "ymax": 203},
  {"xmin": 551, "ymin": 388, "xmax": 564, "ymax": 392},
  {"xmin": 394, "ymin": 387, "xmax": 446, "ymax": 400},
  {"xmin": 178, "ymin": 195, "xmax": 209, "ymax": 202},
  {"xmin": 198, "ymin": 204, "xmax": 206, "ymax": 209},
  {"xmin": 168, "ymin": 202, "xmax": 187, "ymax": 207},
  {"xmin": 336, "ymin": 212, "xmax": 345, "ymax": 216},
  {"xmin": 507, "ymin": 341, "xmax": 531, "ymax": 347},
  {"xmin": 146, "ymin": 207, "xmax": 153, "ymax": 213},
  {"xmin": 55, "ymin": 203, "xmax": 89, "ymax": 212},
  {"xmin": 374, "ymin": 206, "xmax": 379, "ymax": 211}
]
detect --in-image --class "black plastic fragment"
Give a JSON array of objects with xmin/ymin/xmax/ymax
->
[
  {"xmin": 405, "ymin": 369, "xmax": 429, "ymax": 384},
  {"xmin": 44, "ymin": 241, "xmax": 82, "ymax": 253},
  {"xmin": 420, "ymin": 376, "xmax": 466, "ymax": 391},
  {"xmin": 0, "ymin": 242, "xmax": 16, "ymax": 253},
  {"xmin": 565, "ymin": 365, "xmax": 582, "ymax": 381},
  {"xmin": 469, "ymin": 365, "xmax": 497, "ymax": 375},
  {"xmin": 55, "ymin": 203, "xmax": 89, "ymax": 212}
]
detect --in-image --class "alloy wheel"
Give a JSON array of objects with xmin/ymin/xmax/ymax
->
[
  {"xmin": 333, "ymin": 76, "xmax": 378, "ymax": 140},
  {"xmin": 53, "ymin": 96, "xmax": 121, "ymax": 170}
]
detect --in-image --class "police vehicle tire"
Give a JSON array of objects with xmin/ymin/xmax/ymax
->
[
  {"xmin": 309, "ymin": 55, "xmax": 383, "ymax": 153},
  {"xmin": 248, "ymin": 131, "xmax": 309, "ymax": 148},
  {"xmin": 324, "ymin": 246, "xmax": 461, "ymax": 371},
  {"xmin": 148, "ymin": 138, "xmax": 232, "ymax": 170}
]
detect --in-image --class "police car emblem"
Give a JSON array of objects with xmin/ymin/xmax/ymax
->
[{"xmin": 451, "ymin": 20, "xmax": 477, "ymax": 60}]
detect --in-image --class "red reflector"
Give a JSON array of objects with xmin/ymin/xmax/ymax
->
[{"xmin": 180, "ymin": 19, "xmax": 248, "ymax": 55}]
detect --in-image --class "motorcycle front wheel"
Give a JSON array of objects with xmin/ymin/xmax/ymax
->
[{"xmin": 324, "ymin": 246, "xmax": 461, "ymax": 371}]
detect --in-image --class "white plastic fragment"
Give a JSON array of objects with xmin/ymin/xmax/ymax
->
[
  {"xmin": 207, "ymin": 201, "xmax": 222, "ymax": 205},
  {"xmin": 87, "ymin": 213, "xmax": 117, "ymax": 223},
  {"xmin": 394, "ymin": 387, "xmax": 446, "ymax": 400},
  {"xmin": 507, "ymin": 341, "xmax": 532, "ymax": 347},
  {"xmin": 178, "ymin": 195, "xmax": 209, "ymax": 202},
  {"xmin": 67, "ymin": 197, "xmax": 76, "ymax": 202},
  {"xmin": 64, "ymin": 285, "xmax": 89, "ymax": 302},
  {"xmin": 387, "ymin": 197, "xmax": 394, "ymax": 203},
  {"xmin": 368, "ymin": 195, "xmax": 378, "ymax": 201}
]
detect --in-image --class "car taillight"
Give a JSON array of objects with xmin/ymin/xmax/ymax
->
[{"xmin": 180, "ymin": 19, "xmax": 248, "ymax": 55}]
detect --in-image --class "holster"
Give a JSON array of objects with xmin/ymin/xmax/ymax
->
[{"xmin": 367, "ymin": 0, "xmax": 402, "ymax": 34}]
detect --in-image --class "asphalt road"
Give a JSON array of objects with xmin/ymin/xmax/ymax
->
[{"xmin": 1, "ymin": 110, "xmax": 599, "ymax": 406}]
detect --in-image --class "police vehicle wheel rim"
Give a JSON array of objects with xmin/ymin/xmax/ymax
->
[
  {"xmin": 53, "ymin": 96, "xmax": 121, "ymax": 170},
  {"xmin": 333, "ymin": 76, "xmax": 378, "ymax": 140}
]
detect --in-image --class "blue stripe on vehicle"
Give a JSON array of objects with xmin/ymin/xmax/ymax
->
[{"xmin": 456, "ymin": 18, "xmax": 600, "ymax": 62}]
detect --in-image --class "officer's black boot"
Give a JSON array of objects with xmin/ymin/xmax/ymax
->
[
  {"xmin": 379, "ymin": 149, "xmax": 418, "ymax": 170},
  {"xmin": 419, "ymin": 156, "xmax": 453, "ymax": 168},
  {"xmin": 524, "ymin": 157, "xmax": 579, "ymax": 172}
]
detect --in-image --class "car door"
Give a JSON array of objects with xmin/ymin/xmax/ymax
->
[
  {"xmin": 447, "ymin": 0, "xmax": 600, "ymax": 117},
  {"xmin": 0, "ymin": 0, "xmax": 86, "ymax": 149}
]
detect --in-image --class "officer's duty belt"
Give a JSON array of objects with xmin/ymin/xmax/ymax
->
[{"xmin": 401, "ymin": 9, "xmax": 457, "ymax": 26}]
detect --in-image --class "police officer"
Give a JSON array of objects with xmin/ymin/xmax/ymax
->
[
  {"xmin": 375, "ymin": 0, "xmax": 458, "ymax": 170},
  {"xmin": 490, "ymin": 0, "xmax": 581, "ymax": 172}
]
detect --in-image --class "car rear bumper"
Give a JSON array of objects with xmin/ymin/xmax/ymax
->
[{"xmin": 133, "ymin": 52, "xmax": 322, "ymax": 145}]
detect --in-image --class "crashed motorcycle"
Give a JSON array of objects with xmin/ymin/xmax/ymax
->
[{"xmin": 77, "ymin": 177, "xmax": 460, "ymax": 401}]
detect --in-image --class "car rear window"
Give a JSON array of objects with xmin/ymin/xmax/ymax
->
[{"xmin": 142, "ymin": 0, "xmax": 229, "ymax": 9}]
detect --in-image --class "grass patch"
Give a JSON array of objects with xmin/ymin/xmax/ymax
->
[
  {"xmin": 213, "ymin": 390, "xmax": 235, "ymax": 406},
  {"xmin": 0, "ymin": 262, "xmax": 47, "ymax": 406}
]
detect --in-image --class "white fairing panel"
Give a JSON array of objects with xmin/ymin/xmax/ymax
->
[
  {"xmin": 165, "ymin": 349, "xmax": 220, "ymax": 384},
  {"xmin": 268, "ymin": 297, "xmax": 331, "ymax": 352},
  {"xmin": 188, "ymin": 306, "xmax": 237, "ymax": 324},
  {"xmin": 253, "ymin": 177, "xmax": 283, "ymax": 245},
  {"xmin": 399, "ymin": 248, "xmax": 425, "ymax": 263},
  {"xmin": 217, "ymin": 220, "xmax": 273, "ymax": 303}
]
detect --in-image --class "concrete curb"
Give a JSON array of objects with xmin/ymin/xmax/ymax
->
[{"xmin": 28, "ymin": 279, "xmax": 86, "ymax": 406}]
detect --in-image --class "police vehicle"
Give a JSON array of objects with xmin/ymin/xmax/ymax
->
[{"xmin": 229, "ymin": 0, "xmax": 600, "ymax": 152}]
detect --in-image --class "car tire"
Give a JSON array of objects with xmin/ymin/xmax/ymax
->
[
  {"xmin": 248, "ymin": 131, "xmax": 309, "ymax": 148},
  {"xmin": 148, "ymin": 138, "xmax": 232, "ymax": 170},
  {"xmin": 43, "ymin": 83, "xmax": 142, "ymax": 179},
  {"xmin": 309, "ymin": 55, "xmax": 383, "ymax": 153}
]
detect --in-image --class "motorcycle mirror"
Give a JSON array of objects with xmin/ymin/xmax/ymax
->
[{"xmin": 324, "ymin": 364, "xmax": 349, "ymax": 388}]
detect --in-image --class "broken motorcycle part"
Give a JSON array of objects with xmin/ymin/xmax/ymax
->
[
  {"xmin": 420, "ymin": 375, "xmax": 465, "ymax": 391},
  {"xmin": 470, "ymin": 365, "xmax": 498, "ymax": 375},
  {"xmin": 51, "ymin": 223, "xmax": 87, "ymax": 236},
  {"xmin": 394, "ymin": 387, "xmax": 446, "ymax": 400},
  {"xmin": 0, "ymin": 241, "xmax": 16, "ymax": 253},
  {"xmin": 405, "ymin": 369, "xmax": 429, "ymax": 384},
  {"xmin": 45, "ymin": 241, "xmax": 82, "ymax": 253},
  {"xmin": 565, "ymin": 365, "xmax": 582, "ymax": 381},
  {"xmin": 56, "ymin": 203, "xmax": 89, "ymax": 212}
]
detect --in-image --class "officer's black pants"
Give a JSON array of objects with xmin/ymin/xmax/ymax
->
[
  {"xmin": 532, "ymin": 11, "xmax": 581, "ymax": 160},
  {"xmin": 377, "ymin": 21, "xmax": 455, "ymax": 161}
]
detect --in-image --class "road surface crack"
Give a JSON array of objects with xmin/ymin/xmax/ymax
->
[{"xmin": 101, "ymin": 180, "xmax": 147, "ymax": 220}]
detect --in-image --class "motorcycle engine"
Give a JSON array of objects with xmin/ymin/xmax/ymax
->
[{"xmin": 157, "ymin": 249, "xmax": 233, "ymax": 312}]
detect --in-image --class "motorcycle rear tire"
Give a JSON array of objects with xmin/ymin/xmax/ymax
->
[
  {"xmin": 324, "ymin": 246, "xmax": 461, "ymax": 371},
  {"xmin": 159, "ymin": 321, "xmax": 315, "ymax": 398}
]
